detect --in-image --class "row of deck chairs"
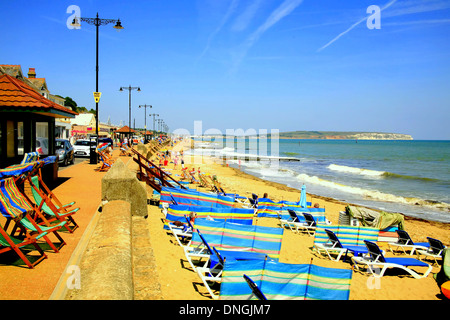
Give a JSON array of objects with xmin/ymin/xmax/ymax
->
[
  {"xmin": 0, "ymin": 154, "xmax": 79, "ymax": 269},
  {"xmin": 313, "ymin": 225, "xmax": 446, "ymax": 279},
  {"xmin": 163, "ymin": 207, "xmax": 353, "ymax": 300}
]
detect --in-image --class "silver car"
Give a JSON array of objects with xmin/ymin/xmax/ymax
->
[
  {"xmin": 55, "ymin": 139, "xmax": 74, "ymax": 166},
  {"xmin": 73, "ymin": 139, "xmax": 96, "ymax": 157}
]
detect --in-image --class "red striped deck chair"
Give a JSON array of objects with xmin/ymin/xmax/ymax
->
[
  {"xmin": 0, "ymin": 178, "xmax": 67, "ymax": 253},
  {"xmin": 28, "ymin": 175, "xmax": 79, "ymax": 233}
]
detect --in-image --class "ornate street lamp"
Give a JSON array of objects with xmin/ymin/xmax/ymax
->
[{"xmin": 119, "ymin": 86, "xmax": 141, "ymax": 137}]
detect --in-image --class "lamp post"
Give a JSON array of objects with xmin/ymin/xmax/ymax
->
[
  {"xmin": 71, "ymin": 13, "xmax": 123, "ymax": 139},
  {"xmin": 151, "ymin": 113, "xmax": 159, "ymax": 134},
  {"xmin": 119, "ymin": 85, "xmax": 141, "ymax": 138},
  {"xmin": 139, "ymin": 104, "xmax": 152, "ymax": 142}
]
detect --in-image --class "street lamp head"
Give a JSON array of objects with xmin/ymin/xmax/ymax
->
[
  {"xmin": 71, "ymin": 17, "xmax": 81, "ymax": 28},
  {"xmin": 113, "ymin": 19, "xmax": 124, "ymax": 31},
  {"xmin": 119, "ymin": 87, "xmax": 123, "ymax": 91},
  {"xmin": 137, "ymin": 87, "xmax": 141, "ymax": 92}
]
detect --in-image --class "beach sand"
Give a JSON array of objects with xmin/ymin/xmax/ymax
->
[{"xmin": 143, "ymin": 140, "xmax": 450, "ymax": 300}]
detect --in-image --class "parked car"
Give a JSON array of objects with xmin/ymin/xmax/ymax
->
[
  {"xmin": 55, "ymin": 139, "xmax": 74, "ymax": 166},
  {"xmin": 73, "ymin": 139, "xmax": 96, "ymax": 157},
  {"xmin": 17, "ymin": 137, "xmax": 49, "ymax": 156},
  {"xmin": 36, "ymin": 137, "xmax": 49, "ymax": 155}
]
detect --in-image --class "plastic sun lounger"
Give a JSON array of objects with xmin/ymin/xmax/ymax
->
[
  {"xmin": 315, "ymin": 229, "xmax": 369, "ymax": 262},
  {"xmin": 196, "ymin": 247, "xmax": 226, "ymax": 300},
  {"xmin": 387, "ymin": 230, "xmax": 430, "ymax": 255},
  {"xmin": 416, "ymin": 237, "xmax": 447, "ymax": 266},
  {"xmin": 280, "ymin": 209, "xmax": 304, "ymax": 232},
  {"xmin": 352, "ymin": 240, "xmax": 433, "ymax": 279}
]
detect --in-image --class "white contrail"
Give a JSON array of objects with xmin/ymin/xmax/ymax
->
[
  {"xmin": 230, "ymin": 0, "xmax": 304, "ymax": 73},
  {"xmin": 317, "ymin": 0, "xmax": 397, "ymax": 52}
]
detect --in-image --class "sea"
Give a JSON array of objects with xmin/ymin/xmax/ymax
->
[{"xmin": 188, "ymin": 138, "xmax": 450, "ymax": 224}]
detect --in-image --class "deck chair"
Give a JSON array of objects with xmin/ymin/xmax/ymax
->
[
  {"xmin": 315, "ymin": 229, "xmax": 368, "ymax": 262},
  {"xmin": 0, "ymin": 178, "xmax": 67, "ymax": 253},
  {"xmin": 29, "ymin": 176, "xmax": 79, "ymax": 233},
  {"xmin": 416, "ymin": 237, "xmax": 446, "ymax": 266},
  {"xmin": 388, "ymin": 230, "xmax": 430, "ymax": 255},
  {"xmin": 21, "ymin": 152, "xmax": 39, "ymax": 164},
  {"xmin": 196, "ymin": 247, "xmax": 226, "ymax": 300},
  {"xmin": 352, "ymin": 240, "xmax": 432, "ymax": 279},
  {"xmin": 119, "ymin": 143, "xmax": 131, "ymax": 156},
  {"xmin": 243, "ymin": 274, "xmax": 267, "ymax": 300},
  {"xmin": 0, "ymin": 221, "xmax": 47, "ymax": 268},
  {"xmin": 97, "ymin": 150, "xmax": 113, "ymax": 172}
]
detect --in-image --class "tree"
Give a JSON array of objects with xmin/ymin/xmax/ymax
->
[{"xmin": 64, "ymin": 96, "xmax": 78, "ymax": 112}]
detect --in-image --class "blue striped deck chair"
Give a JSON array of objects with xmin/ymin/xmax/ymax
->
[
  {"xmin": 353, "ymin": 240, "xmax": 433, "ymax": 279},
  {"xmin": 190, "ymin": 219, "xmax": 283, "ymax": 260},
  {"xmin": 0, "ymin": 178, "xmax": 67, "ymax": 253},
  {"xmin": 164, "ymin": 204, "xmax": 254, "ymax": 230},
  {"xmin": 314, "ymin": 225, "xmax": 379, "ymax": 261},
  {"xmin": 0, "ymin": 162, "xmax": 37, "ymax": 179},
  {"xmin": 220, "ymin": 259, "xmax": 353, "ymax": 300},
  {"xmin": 20, "ymin": 152, "xmax": 39, "ymax": 164}
]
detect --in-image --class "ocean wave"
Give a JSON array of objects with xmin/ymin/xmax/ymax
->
[
  {"xmin": 327, "ymin": 164, "xmax": 439, "ymax": 182},
  {"xmin": 327, "ymin": 164, "xmax": 385, "ymax": 177},
  {"xmin": 295, "ymin": 173, "xmax": 450, "ymax": 212}
]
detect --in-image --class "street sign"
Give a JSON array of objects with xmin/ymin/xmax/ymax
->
[{"xmin": 93, "ymin": 92, "xmax": 102, "ymax": 103}]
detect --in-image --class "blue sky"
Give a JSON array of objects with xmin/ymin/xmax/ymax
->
[{"xmin": 1, "ymin": 0, "xmax": 449, "ymax": 139}]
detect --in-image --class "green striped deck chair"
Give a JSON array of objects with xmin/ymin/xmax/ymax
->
[
  {"xmin": 0, "ymin": 222, "xmax": 47, "ymax": 268},
  {"xmin": 29, "ymin": 175, "xmax": 79, "ymax": 233},
  {"xmin": 0, "ymin": 178, "xmax": 66, "ymax": 253},
  {"xmin": 220, "ymin": 259, "xmax": 352, "ymax": 300}
]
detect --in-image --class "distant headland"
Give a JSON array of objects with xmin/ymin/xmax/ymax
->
[{"xmin": 279, "ymin": 131, "xmax": 413, "ymax": 140}]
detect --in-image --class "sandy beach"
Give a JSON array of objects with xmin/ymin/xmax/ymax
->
[{"xmin": 144, "ymin": 139, "xmax": 449, "ymax": 300}]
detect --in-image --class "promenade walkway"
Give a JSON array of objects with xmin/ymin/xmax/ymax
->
[{"xmin": 0, "ymin": 149, "xmax": 118, "ymax": 300}]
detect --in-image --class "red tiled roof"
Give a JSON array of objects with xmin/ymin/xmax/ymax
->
[
  {"xmin": 0, "ymin": 73, "xmax": 77, "ymax": 118},
  {"xmin": 115, "ymin": 126, "xmax": 136, "ymax": 133}
]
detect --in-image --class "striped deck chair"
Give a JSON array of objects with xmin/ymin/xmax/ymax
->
[
  {"xmin": 220, "ymin": 259, "xmax": 353, "ymax": 300},
  {"xmin": 0, "ymin": 221, "xmax": 47, "ymax": 268},
  {"xmin": 0, "ymin": 178, "xmax": 67, "ymax": 253},
  {"xmin": 21, "ymin": 152, "xmax": 39, "ymax": 164},
  {"xmin": 29, "ymin": 175, "xmax": 79, "ymax": 233}
]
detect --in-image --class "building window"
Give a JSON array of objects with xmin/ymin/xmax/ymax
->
[
  {"xmin": 36, "ymin": 122, "xmax": 49, "ymax": 156},
  {"xmin": 17, "ymin": 121, "xmax": 24, "ymax": 156}
]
